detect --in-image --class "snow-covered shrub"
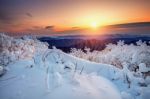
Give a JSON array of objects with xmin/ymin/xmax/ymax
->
[
  {"xmin": 70, "ymin": 40, "xmax": 150, "ymax": 74},
  {"xmin": 0, "ymin": 33, "xmax": 48, "ymax": 66}
]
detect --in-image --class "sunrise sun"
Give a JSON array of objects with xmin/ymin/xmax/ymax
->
[{"xmin": 91, "ymin": 22, "xmax": 98, "ymax": 29}]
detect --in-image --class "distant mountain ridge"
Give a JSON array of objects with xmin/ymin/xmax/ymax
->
[{"xmin": 39, "ymin": 34, "xmax": 150, "ymax": 52}]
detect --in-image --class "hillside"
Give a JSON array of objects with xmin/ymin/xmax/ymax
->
[{"xmin": 0, "ymin": 33, "xmax": 150, "ymax": 99}]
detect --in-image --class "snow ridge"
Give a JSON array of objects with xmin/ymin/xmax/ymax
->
[{"xmin": 0, "ymin": 33, "xmax": 150, "ymax": 99}]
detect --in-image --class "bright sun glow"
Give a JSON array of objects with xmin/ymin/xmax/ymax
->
[{"xmin": 91, "ymin": 22, "xmax": 98, "ymax": 28}]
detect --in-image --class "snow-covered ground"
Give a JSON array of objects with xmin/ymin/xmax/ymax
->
[{"xmin": 0, "ymin": 33, "xmax": 150, "ymax": 99}]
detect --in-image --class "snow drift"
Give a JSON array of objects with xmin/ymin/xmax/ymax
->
[{"xmin": 0, "ymin": 33, "xmax": 150, "ymax": 99}]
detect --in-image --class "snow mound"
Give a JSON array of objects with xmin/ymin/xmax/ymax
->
[
  {"xmin": 70, "ymin": 40, "xmax": 150, "ymax": 72},
  {"xmin": 0, "ymin": 33, "xmax": 48, "ymax": 66},
  {"xmin": 0, "ymin": 56, "xmax": 121, "ymax": 99},
  {"xmin": 0, "ymin": 34, "xmax": 150, "ymax": 99}
]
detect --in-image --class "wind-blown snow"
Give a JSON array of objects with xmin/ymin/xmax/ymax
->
[{"xmin": 0, "ymin": 33, "xmax": 150, "ymax": 99}]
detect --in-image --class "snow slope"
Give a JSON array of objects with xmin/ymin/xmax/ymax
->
[
  {"xmin": 0, "ymin": 49, "xmax": 121, "ymax": 99},
  {"xmin": 0, "ymin": 34, "xmax": 150, "ymax": 99}
]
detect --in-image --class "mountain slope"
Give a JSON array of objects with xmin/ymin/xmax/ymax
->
[{"xmin": 0, "ymin": 34, "xmax": 150, "ymax": 99}]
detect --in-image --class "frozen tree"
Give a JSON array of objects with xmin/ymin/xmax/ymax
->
[
  {"xmin": 0, "ymin": 33, "xmax": 49, "ymax": 75},
  {"xmin": 70, "ymin": 40, "xmax": 150, "ymax": 75}
]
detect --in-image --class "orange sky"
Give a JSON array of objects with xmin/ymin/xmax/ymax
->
[{"xmin": 0, "ymin": 0, "xmax": 150, "ymax": 35}]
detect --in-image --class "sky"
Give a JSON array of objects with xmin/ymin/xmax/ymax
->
[{"xmin": 0, "ymin": 0, "xmax": 150, "ymax": 36}]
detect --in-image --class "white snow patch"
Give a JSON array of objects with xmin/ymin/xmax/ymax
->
[{"xmin": 0, "ymin": 34, "xmax": 150, "ymax": 99}]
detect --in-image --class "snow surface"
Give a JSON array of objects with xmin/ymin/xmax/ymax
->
[{"xmin": 0, "ymin": 33, "xmax": 150, "ymax": 99}]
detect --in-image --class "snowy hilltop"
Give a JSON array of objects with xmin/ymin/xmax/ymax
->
[{"xmin": 0, "ymin": 33, "xmax": 150, "ymax": 99}]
